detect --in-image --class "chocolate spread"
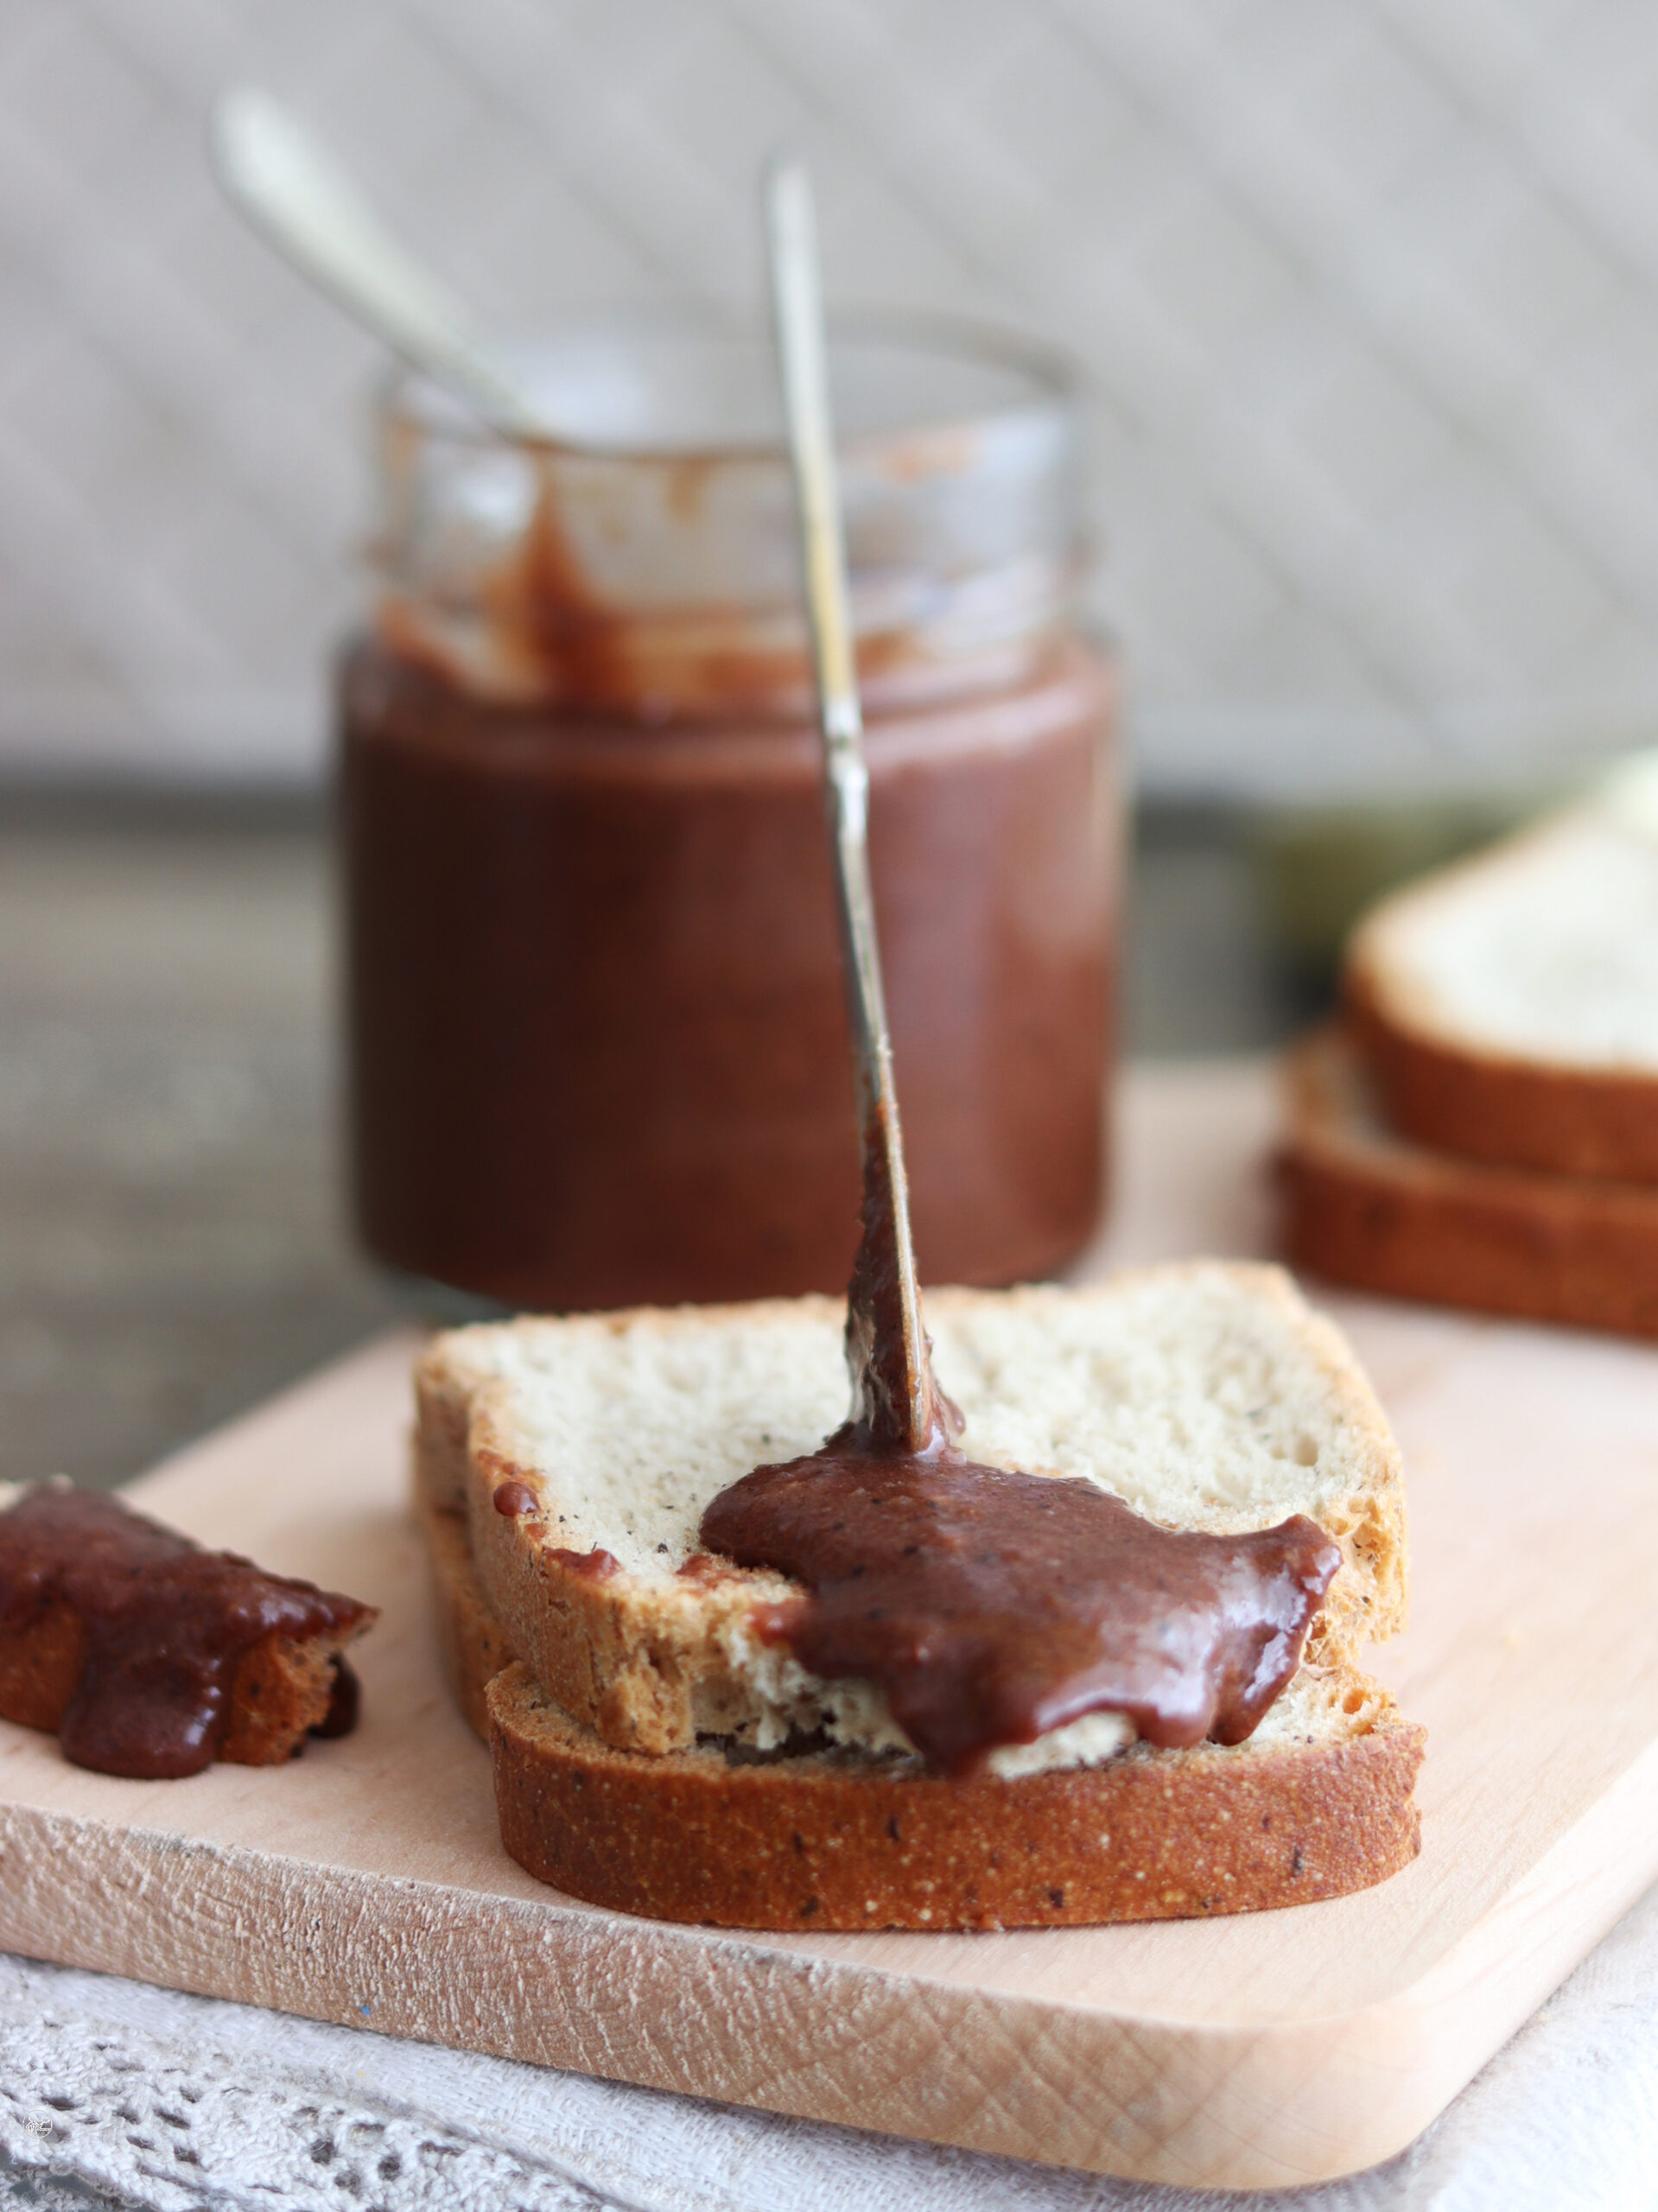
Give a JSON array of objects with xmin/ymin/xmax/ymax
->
[
  {"xmin": 340, "ymin": 633, "xmax": 1115, "ymax": 1309},
  {"xmin": 702, "ymin": 1446, "xmax": 1339, "ymax": 1777},
  {"xmin": 699, "ymin": 1092, "xmax": 1340, "ymax": 1776},
  {"xmin": 0, "ymin": 1486, "xmax": 373, "ymax": 1779}
]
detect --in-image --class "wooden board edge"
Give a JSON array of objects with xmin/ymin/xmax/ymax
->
[
  {"xmin": 1372, "ymin": 1730, "xmax": 1658, "ymax": 2121},
  {"xmin": 0, "ymin": 1782, "xmax": 1609, "ymax": 2193}
]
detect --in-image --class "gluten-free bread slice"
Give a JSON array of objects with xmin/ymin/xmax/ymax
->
[
  {"xmin": 1280, "ymin": 1025, "xmax": 1658, "ymax": 1338},
  {"xmin": 1346, "ymin": 797, "xmax": 1658, "ymax": 1182},
  {"xmin": 420, "ymin": 1490, "xmax": 1422, "ymax": 1929},
  {"xmin": 485, "ymin": 1662, "xmax": 1422, "ymax": 1930},
  {"xmin": 416, "ymin": 1263, "xmax": 1407, "ymax": 1767},
  {"xmin": 0, "ymin": 1482, "xmax": 376, "ymax": 1770}
]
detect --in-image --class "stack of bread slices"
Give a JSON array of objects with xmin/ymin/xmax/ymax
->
[
  {"xmin": 1280, "ymin": 765, "xmax": 1658, "ymax": 1337},
  {"xmin": 416, "ymin": 1263, "xmax": 1424, "ymax": 1931}
]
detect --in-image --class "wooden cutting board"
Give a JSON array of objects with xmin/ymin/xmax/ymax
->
[{"xmin": 6, "ymin": 1059, "xmax": 1658, "ymax": 2192}]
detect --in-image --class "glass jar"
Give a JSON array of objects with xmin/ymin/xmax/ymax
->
[{"xmin": 340, "ymin": 313, "xmax": 1119, "ymax": 1309}]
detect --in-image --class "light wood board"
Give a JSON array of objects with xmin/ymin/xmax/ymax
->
[{"xmin": 7, "ymin": 1059, "xmax": 1658, "ymax": 2190}]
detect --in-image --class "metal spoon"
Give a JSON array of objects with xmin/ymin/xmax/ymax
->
[
  {"xmin": 208, "ymin": 86, "xmax": 549, "ymax": 441},
  {"xmin": 763, "ymin": 161, "xmax": 944, "ymax": 1454}
]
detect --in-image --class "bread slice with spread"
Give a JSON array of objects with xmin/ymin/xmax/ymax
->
[{"xmin": 416, "ymin": 1262, "xmax": 1423, "ymax": 1929}]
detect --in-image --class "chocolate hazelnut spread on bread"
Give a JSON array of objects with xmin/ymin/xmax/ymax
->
[
  {"xmin": 0, "ymin": 1485, "xmax": 377, "ymax": 1778},
  {"xmin": 702, "ymin": 1120, "xmax": 1342, "ymax": 1777},
  {"xmin": 702, "ymin": 1446, "xmax": 1340, "ymax": 1778}
]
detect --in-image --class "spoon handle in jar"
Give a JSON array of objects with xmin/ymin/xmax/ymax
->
[{"xmin": 763, "ymin": 160, "xmax": 941, "ymax": 1453}]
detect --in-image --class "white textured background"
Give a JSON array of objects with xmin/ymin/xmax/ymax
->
[{"xmin": 10, "ymin": 0, "xmax": 1658, "ymax": 798}]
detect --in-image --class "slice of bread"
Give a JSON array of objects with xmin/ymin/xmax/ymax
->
[
  {"xmin": 487, "ymin": 1664, "xmax": 1422, "ymax": 1932},
  {"xmin": 423, "ymin": 1497, "xmax": 516, "ymax": 1741},
  {"xmin": 421, "ymin": 1492, "xmax": 1422, "ymax": 1929},
  {"xmin": 0, "ymin": 1610, "xmax": 366, "ymax": 1765},
  {"xmin": 1280, "ymin": 1025, "xmax": 1658, "ymax": 1337},
  {"xmin": 1346, "ymin": 799, "xmax": 1658, "ymax": 1181},
  {"xmin": 0, "ymin": 1483, "xmax": 376, "ymax": 1770},
  {"xmin": 416, "ymin": 1266, "xmax": 1409, "ymax": 1767}
]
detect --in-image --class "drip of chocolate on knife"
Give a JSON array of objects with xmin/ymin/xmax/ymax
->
[{"xmin": 699, "ymin": 165, "xmax": 1339, "ymax": 1779}]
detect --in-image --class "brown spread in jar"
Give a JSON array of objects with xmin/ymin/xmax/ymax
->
[
  {"xmin": 342, "ymin": 636, "xmax": 1115, "ymax": 1310},
  {"xmin": 343, "ymin": 330, "xmax": 1117, "ymax": 1313},
  {"xmin": 0, "ymin": 1486, "xmax": 375, "ymax": 1779}
]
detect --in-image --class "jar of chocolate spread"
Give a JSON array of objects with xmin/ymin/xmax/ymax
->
[{"xmin": 340, "ymin": 314, "xmax": 1119, "ymax": 1309}]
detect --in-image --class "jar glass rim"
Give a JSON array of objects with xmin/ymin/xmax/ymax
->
[{"xmin": 376, "ymin": 303, "xmax": 1080, "ymax": 465}]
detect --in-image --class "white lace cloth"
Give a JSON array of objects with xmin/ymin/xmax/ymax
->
[{"xmin": 4, "ymin": 1882, "xmax": 1658, "ymax": 2212}]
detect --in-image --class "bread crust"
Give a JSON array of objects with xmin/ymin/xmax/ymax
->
[
  {"xmin": 486, "ymin": 1662, "xmax": 1424, "ymax": 1931},
  {"xmin": 1348, "ymin": 960, "xmax": 1658, "ymax": 1184},
  {"xmin": 418, "ymin": 1269, "xmax": 1410, "ymax": 1759},
  {"xmin": 423, "ymin": 1502, "xmax": 520, "ymax": 1739},
  {"xmin": 0, "ymin": 1606, "xmax": 369, "ymax": 1767},
  {"xmin": 1281, "ymin": 1025, "xmax": 1658, "ymax": 1336},
  {"xmin": 422, "ymin": 1496, "xmax": 1423, "ymax": 1930}
]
